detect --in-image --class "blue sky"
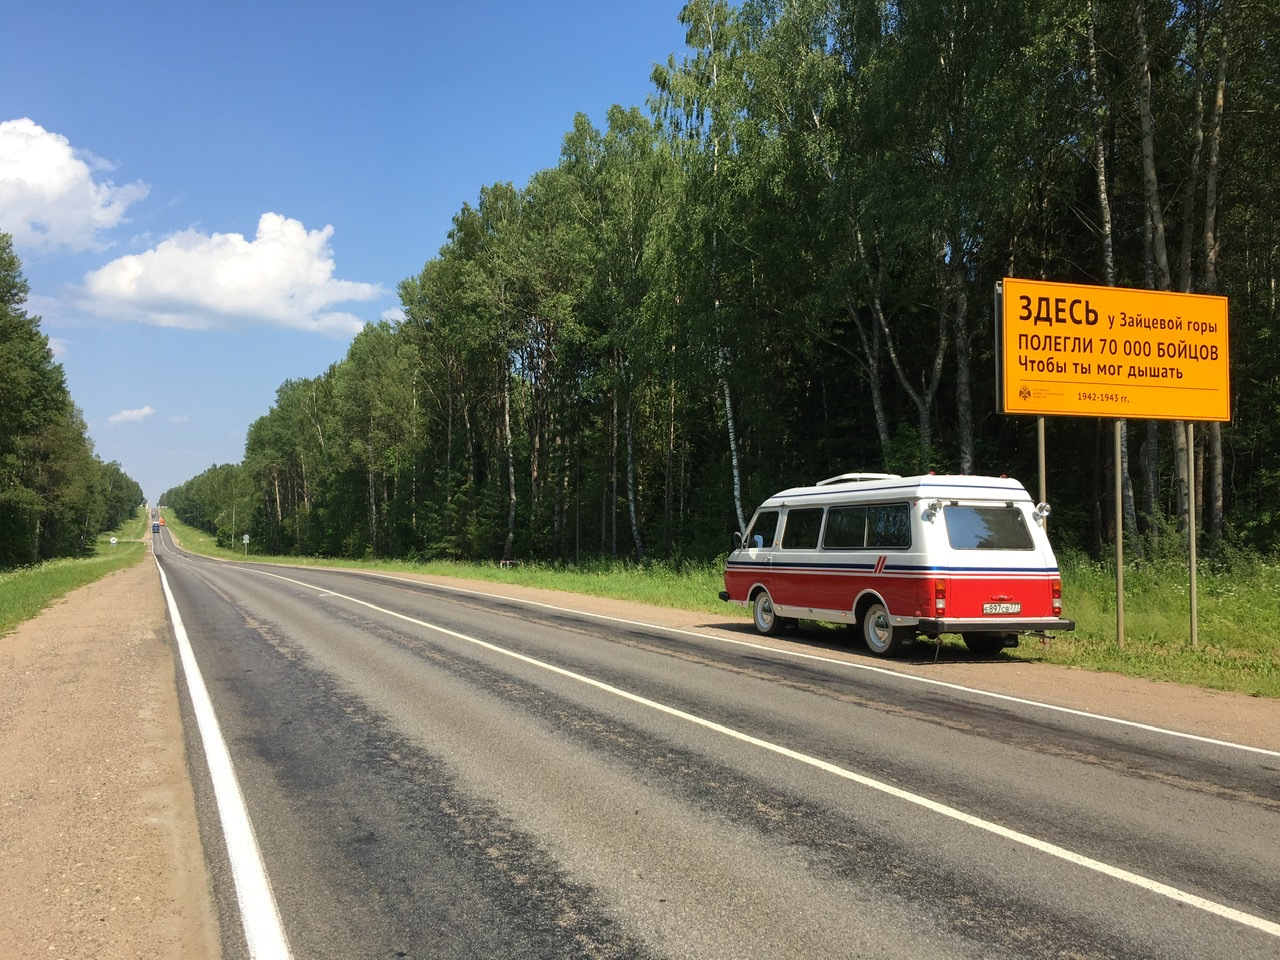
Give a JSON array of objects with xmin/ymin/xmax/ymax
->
[{"xmin": 1, "ymin": 1, "xmax": 690, "ymax": 502}]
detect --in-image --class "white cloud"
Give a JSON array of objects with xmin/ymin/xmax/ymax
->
[
  {"xmin": 381, "ymin": 307, "xmax": 406, "ymax": 324},
  {"xmin": 47, "ymin": 337, "xmax": 69, "ymax": 358},
  {"xmin": 79, "ymin": 213, "xmax": 382, "ymax": 336},
  {"xmin": 169, "ymin": 414, "xmax": 190, "ymax": 424},
  {"xmin": 108, "ymin": 405, "xmax": 155, "ymax": 425},
  {"xmin": 0, "ymin": 118, "xmax": 149, "ymax": 252}
]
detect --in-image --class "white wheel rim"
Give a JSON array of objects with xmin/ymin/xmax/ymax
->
[
  {"xmin": 867, "ymin": 609, "xmax": 891, "ymax": 651},
  {"xmin": 756, "ymin": 596, "xmax": 774, "ymax": 630}
]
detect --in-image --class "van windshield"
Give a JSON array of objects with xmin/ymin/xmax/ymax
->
[{"xmin": 943, "ymin": 505, "xmax": 1035, "ymax": 550}]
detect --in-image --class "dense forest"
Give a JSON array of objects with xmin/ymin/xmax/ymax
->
[
  {"xmin": 163, "ymin": 0, "xmax": 1278, "ymax": 566},
  {"xmin": 0, "ymin": 234, "xmax": 144, "ymax": 568}
]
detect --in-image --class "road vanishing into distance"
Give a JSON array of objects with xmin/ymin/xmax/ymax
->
[{"xmin": 152, "ymin": 530, "xmax": 1280, "ymax": 960}]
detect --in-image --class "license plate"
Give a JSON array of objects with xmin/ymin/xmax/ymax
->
[{"xmin": 983, "ymin": 602, "xmax": 1021, "ymax": 615}]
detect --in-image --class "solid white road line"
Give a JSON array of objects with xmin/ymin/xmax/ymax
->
[
  {"xmin": 156, "ymin": 559, "xmax": 292, "ymax": 960},
  {"xmin": 252, "ymin": 567, "xmax": 1280, "ymax": 940}
]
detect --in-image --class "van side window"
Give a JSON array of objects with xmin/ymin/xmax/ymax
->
[
  {"xmin": 781, "ymin": 508, "xmax": 824, "ymax": 549},
  {"xmin": 745, "ymin": 509, "xmax": 780, "ymax": 548},
  {"xmin": 867, "ymin": 503, "xmax": 911, "ymax": 548},
  {"xmin": 823, "ymin": 506, "xmax": 867, "ymax": 549}
]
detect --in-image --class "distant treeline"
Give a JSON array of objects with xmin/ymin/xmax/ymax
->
[
  {"xmin": 163, "ymin": 0, "xmax": 1278, "ymax": 563},
  {"xmin": 0, "ymin": 234, "xmax": 144, "ymax": 568}
]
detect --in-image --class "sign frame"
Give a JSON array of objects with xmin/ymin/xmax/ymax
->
[{"xmin": 997, "ymin": 277, "xmax": 1230, "ymax": 422}]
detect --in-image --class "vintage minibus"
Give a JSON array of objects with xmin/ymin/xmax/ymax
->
[{"xmin": 719, "ymin": 473, "xmax": 1074, "ymax": 656}]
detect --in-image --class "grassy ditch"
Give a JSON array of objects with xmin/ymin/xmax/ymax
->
[
  {"xmin": 0, "ymin": 511, "xmax": 148, "ymax": 638},
  {"xmin": 161, "ymin": 512, "xmax": 1280, "ymax": 698}
]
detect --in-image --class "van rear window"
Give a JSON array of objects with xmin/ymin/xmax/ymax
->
[{"xmin": 944, "ymin": 505, "xmax": 1034, "ymax": 550}]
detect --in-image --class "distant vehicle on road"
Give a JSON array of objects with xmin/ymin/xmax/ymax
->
[{"xmin": 152, "ymin": 522, "xmax": 160, "ymax": 533}]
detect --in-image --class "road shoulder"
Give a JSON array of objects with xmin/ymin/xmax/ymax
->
[{"xmin": 0, "ymin": 556, "xmax": 219, "ymax": 960}]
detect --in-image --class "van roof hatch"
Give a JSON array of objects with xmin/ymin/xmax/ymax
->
[{"xmin": 816, "ymin": 472, "xmax": 901, "ymax": 486}]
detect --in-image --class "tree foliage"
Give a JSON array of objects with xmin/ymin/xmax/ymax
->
[
  {"xmin": 165, "ymin": 0, "xmax": 1280, "ymax": 561},
  {"xmin": 0, "ymin": 233, "xmax": 144, "ymax": 567}
]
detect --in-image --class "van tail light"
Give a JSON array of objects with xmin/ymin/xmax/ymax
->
[
  {"xmin": 934, "ymin": 579, "xmax": 947, "ymax": 614},
  {"xmin": 1051, "ymin": 579, "xmax": 1063, "ymax": 615}
]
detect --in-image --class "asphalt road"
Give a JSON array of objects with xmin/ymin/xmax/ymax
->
[{"xmin": 153, "ymin": 532, "xmax": 1280, "ymax": 960}]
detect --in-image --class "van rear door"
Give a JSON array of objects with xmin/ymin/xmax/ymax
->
[{"xmin": 939, "ymin": 503, "xmax": 1058, "ymax": 619}]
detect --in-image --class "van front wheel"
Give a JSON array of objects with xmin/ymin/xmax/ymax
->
[
  {"xmin": 862, "ymin": 602, "xmax": 905, "ymax": 657},
  {"xmin": 753, "ymin": 591, "xmax": 781, "ymax": 636}
]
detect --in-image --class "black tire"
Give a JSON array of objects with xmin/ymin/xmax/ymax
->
[
  {"xmin": 753, "ymin": 590, "xmax": 782, "ymax": 636},
  {"xmin": 963, "ymin": 633, "xmax": 1012, "ymax": 657},
  {"xmin": 861, "ymin": 601, "xmax": 905, "ymax": 657}
]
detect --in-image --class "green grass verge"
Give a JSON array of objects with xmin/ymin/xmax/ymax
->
[
  {"xmin": 0, "ymin": 511, "xmax": 149, "ymax": 638},
  {"xmin": 1012, "ymin": 554, "xmax": 1280, "ymax": 698},
  {"xmin": 162, "ymin": 513, "xmax": 731, "ymax": 614},
  {"xmin": 162, "ymin": 512, "xmax": 1280, "ymax": 699}
]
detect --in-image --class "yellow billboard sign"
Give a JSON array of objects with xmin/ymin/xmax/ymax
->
[{"xmin": 997, "ymin": 278, "xmax": 1230, "ymax": 422}]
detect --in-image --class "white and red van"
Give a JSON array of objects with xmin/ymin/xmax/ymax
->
[{"xmin": 719, "ymin": 473, "xmax": 1074, "ymax": 656}]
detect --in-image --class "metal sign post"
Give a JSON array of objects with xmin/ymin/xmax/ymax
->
[
  {"xmin": 1187, "ymin": 423, "xmax": 1198, "ymax": 650},
  {"xmin": 1115, "ymin": 422, "xmax": 1125, "ymax": 648},
  {"xmin": 996, "ymin": 278, "xmax": 1229, "ymax": 648}
]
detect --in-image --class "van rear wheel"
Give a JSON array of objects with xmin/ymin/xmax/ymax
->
[
  {"xmin": 862, "ymin": 602, "xmax": 905, "ymax": 657},
  {"xmin": 753, "ymin": 591, "xmax": 781, "ymax": 636}
]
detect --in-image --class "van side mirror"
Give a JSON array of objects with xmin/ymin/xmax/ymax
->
[{"xmin": 732, "ymin": 531, "xmax": 743, "ymax": 550}]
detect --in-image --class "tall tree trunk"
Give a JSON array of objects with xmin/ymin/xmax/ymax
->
[
  {"xmin": 1089, "ymin": 1, "xmax": 1117, "ymax": 290},
  {"xmin": 1089, "ymin": 0, "xmax": 1139, "ymax": 549},
  {"xmin": 1135, "ymin": 2, "xmax": 1172, "ymax": 293},
  {"xmin": 463, "ymin": 399, "xmax": 476, "ymax": 555},
  {"xmin": 852, "ymin": 223, "xmax": 925, "ymax": 462},
  {"xmin": 529, "ymin": 371, "xmax": 542, "ymax": 540},
  {"xmin": 611, "ymin": 390, "xmax": 619, "ymax": 556},
  {"xmin": 411, "ymin": 379, "xmax": 418, "ymax": 539},
  {"xmin": 949, "ymin": 251, "xmax": 975, "ymax": 473},
  {"xmin": 624, "ymin": 386, "xmax": 645, "ymax": 560},
  {"xmin": 1177, "ymin": 0, "xmax": 1207, "ymax": 297},
  {"xmin": 665, "ymin": 375, "xmax": 676, "ymax": 554},
  {"xmin": 367, "ymin": 437, "xmax": 377, "ymax": 559},
  {"xmin": 719, "ymin": 349, "xmax": 748, "ymax": 535},
  {"xmin": 1202, "ymin": 0, "xmax": 1233, "ymax": 545},
  {"xmin": 1136, "ymin": 0, "xmax": 1189, "ymax": 531},
  {"xmin": 502, "ymin": 366, "xmax": 516, "ymax": 563}
]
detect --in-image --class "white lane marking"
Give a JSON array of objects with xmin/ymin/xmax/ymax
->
[
  {"xmin": 156, "ymin": 558, "xmax": 292, "ymax": 960},
  {"xmin": 251, "ymin": 567, "xmax": 1280, "ymax": 939},
  {"xmin": 338, "ymin": 570, "xmax": 1280, "ymax": 761}
]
